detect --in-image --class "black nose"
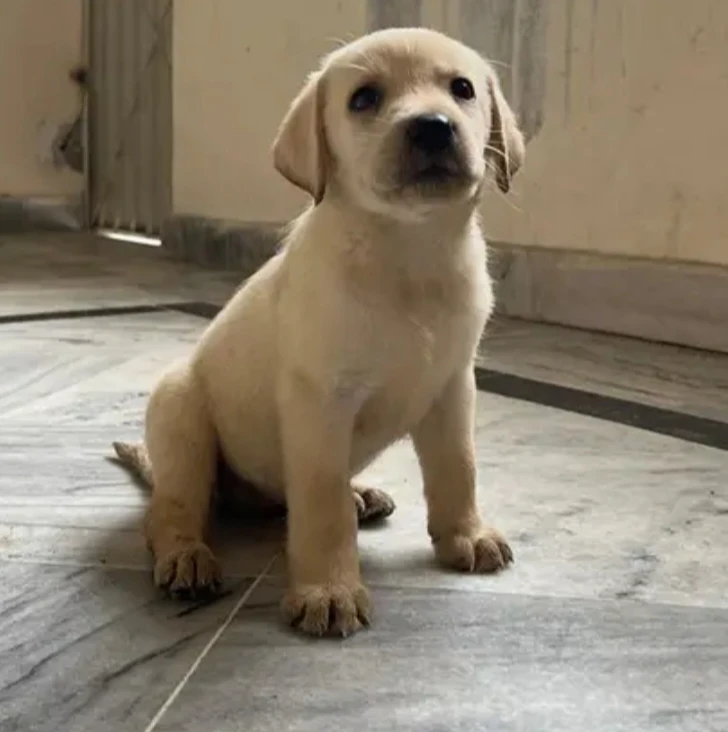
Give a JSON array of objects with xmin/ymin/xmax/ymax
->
[{"xmin": 407, "ymin": 114, "xmax": 455, "ymax": 153}]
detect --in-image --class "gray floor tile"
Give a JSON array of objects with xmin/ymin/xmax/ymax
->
[
  {"xmin": 0, "ymin": 313, "xmax": 204, "ymax": 423},
  {"xmin": 152, "ymin": 580, "xmax": 728, "ymax": 732},
  {"xmin": 0, "ymin": 561, "xmax": 254, "ymax": 732},
  {"xmin": 0, "ymin": 425, "xmax": 282, "ymax": 577},
  {"xmin": 0, "ymin": 309, "xmax": 206, "ymax": 346},
  {"xmin": 0, "ymin": 233, "xmax": 238, "ymax": 318},
  {"xmin": 0, "ymin": 279, "xmax": 164, "ymax": 317}
]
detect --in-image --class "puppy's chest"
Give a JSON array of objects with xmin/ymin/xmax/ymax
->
[
  {"xmin": 378, "ymin": 268, "xmax": 487, "ymax": 361},
  {"xmin": 346, "ymin": 301, "xmax": 482, "ymax": 441},
  {"xmin": 333, "ymin": 257, "xmax": 490, "ymax": 438}
]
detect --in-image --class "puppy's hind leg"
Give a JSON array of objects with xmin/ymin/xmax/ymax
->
[{"xmin": 144, "ymin": 365, "xmax": 221, "ymax": 598}]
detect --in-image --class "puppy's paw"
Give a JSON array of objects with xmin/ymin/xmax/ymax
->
[
  {"xmin": 154, "ymin": 541, "xmax": 222, "ymax": 598},
  {"xmin": 282, "ymin": 582, "xmax": 371, "ymax": 637},
  {"xmin": 353, "ymin": 485, "xmax": 396, "ymax": 524},
  {"xmin": 434, "ymin": 526, "xmax": 513, "ymax": 573}
]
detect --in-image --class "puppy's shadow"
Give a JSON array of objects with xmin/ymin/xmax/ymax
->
[
  {"xmin": 211, "ymin": 492, "xmax": 287, "ymax": 574},
  {"xmin": 94, "ymin": 456, "xmax": 398, "ymax": 613}
]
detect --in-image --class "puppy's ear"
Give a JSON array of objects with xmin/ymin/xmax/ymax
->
[
  {"xmin": 273, "ymin": 71, "xmax": 328, "ymax": 204},
  {"xmin": 485, "ymin": 72, "xmax": 525, "ymax": 194}
]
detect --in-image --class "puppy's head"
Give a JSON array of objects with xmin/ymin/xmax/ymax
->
[{"xmin": 273, "ymin": 28, "xmax": 524, "ymax": 217}]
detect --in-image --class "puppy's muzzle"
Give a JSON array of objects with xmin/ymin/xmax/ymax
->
[{"xmin": 397, "ymin": 112, "xmax": 469, "ymax": 192}]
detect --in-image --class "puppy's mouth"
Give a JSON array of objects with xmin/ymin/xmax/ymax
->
[
  {"xmin": 410, "ymin": 160, "xmax": 460, "ymax": 183},
  {"xmin": 397, "ymin": 154, "xmax": 473, "ymax": 194}
]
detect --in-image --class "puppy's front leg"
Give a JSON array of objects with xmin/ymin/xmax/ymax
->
[
  {"xmin": 279, "ymin": 375, "xmax": 369, "ymax": 637},
  {"xmin": 412, "ymin": 369, "xmax": 513, "ymax": 573}
]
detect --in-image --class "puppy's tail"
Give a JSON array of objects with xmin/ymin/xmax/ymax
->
[{"xmin": 112, "ymin": 441, "xmax": 154, "ymax": 489}]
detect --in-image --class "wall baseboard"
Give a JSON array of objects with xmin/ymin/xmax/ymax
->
[
  {"xmin": 162, "ymin": 214, "xmax": 728, "ymax": 354},
  {"xmin": 489, "ymin": 243, "xmax": 728, "ymax": 354},
  {"xmin": 162, "ymin": 215, "xmax": 280, "ymax": 273},
  {"xmin": 0, "ymin": 195, "xmax": 82, "ymax": 233}
]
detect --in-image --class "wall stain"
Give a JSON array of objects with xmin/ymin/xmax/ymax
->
[
  {"xmin": 516, "ymin": 0, "xmax": 548, "ymax": 140},
  {"xmin": 666, "ymin": 188, "xmax": 685, "ymax": 258},
  {"xmin": 367, "ymin": 0, "xmax": 422, "ymax": 30},
  {"xmin": 460, "ymin": 0, "xmax": 516, "ymax": 99},
  {"xmin": 459, "ymin": 0, "xmax": 547, "ymax": 141},
  {"xmin": 689, "ymin": 26, "xmax": 705, "ymax": 51},
  {"xmin": 589, "ymin": 0, "xmax": 600, "ymax": 111},
  {"xmin": 617, "ymin": 0, "xmax": 628, "ymax": 79},
  {"xmin": 563, "ymin": 0, "xmax": 575, "ymax": 121}
]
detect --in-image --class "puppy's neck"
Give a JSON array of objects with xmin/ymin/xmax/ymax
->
[{"xmin": 311, "ymin": 193, "xmax": 481, "ymax": 265}]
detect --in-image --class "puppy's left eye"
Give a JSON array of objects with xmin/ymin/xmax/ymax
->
[
  {"xmin": 450, "ymin": 77, "xmax": 475, "ymax": 101},
  {"xmin": 348, "ymin": 85, "xmax": 382, "ymax": 113}
]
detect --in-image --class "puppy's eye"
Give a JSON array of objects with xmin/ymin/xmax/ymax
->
[
  {"xmin": 348, "ymin": 84, "xmax": 382, "ymax": 113},
  {"xmin": 450, "ymin": 77, "xmax": 475, "ymax": 101}
]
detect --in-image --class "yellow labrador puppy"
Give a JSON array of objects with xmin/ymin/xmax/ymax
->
[{"xmin": 113, "ymin": 27, "xmax": 524, "ymax": 637}]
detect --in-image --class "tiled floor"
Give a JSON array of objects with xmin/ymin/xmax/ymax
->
[{"xmin": 1, "ymin": 233, "xmax": 727, "ymax": 731}]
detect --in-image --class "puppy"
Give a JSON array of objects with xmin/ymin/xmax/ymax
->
[{"xmin": 113, "ymin": 28, "xmax": 524, "ymax": 637}]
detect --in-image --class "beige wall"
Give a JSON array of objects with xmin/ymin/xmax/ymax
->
[
  {"xmin": 173, "ymin": 0, "xmax": 728, "ymax": 267},
  {"xmin": 0, "ymin": 0, "xmax": 83, "ymax": 197},
  {"xmin": 173, "ymin": 0, "xmax": 367, "ymax": 223}
]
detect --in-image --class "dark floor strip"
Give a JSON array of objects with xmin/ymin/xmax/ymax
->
[
  {"xmin": 169, "ymin": 302, "xmax": 223, "ymax": 319},
  {"xmin": 475, "ymin": 368, "xmax": 728, "ymax": 451},
  {"xmin": 0, "ymin": 303, "xmax": 191, "ymax": 325}
]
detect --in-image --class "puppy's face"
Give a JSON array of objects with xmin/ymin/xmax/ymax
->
[{"xmin": 274, "ymin": 29, "xmax": 524, "ymax": 217}]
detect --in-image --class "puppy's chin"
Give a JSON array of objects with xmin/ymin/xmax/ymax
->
[
  {"xmin": 363, "ymin": 179, "xmax": 481, "ymax": 224},
  {"xmin": 378, "ymin": 164, "xmax": 481, "ymax": 217},
  {"xmin": 401, "ymin": 165, "xmax": 476, "ymax": 199}
]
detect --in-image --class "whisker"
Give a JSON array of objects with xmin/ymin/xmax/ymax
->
[
  {"xmin": 484, "ymin": 58, "xmax": 511, "ymax": 70},
  {"xmin": 484, "ymin": 144, "xmax": 507, "ymax": 161},
  {"xmin": 491, "ymin": 188, "xmax": 524, "ymax": 214},
  {"xmin": 325, "ymin": 34, "xmax": 358, "ymax": 49},
  {"xmin": 341, "ymin": 62, "xmax": 372, "ymax": 74}
]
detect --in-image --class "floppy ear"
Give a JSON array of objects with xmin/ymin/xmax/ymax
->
[
  {"xmin": 485, "ymin": 72, "xmax": 525, "ymax": 194},
  {"xmin": 272, "ymin": 71, "xmax": 328, "ymax": 204}
]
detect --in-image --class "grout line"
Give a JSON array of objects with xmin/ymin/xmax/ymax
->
[
  {"xmin": 0, "ymin": 522, "xmax": 142, "ymax": 532},
  {"xmin": 0, "ymin": 555, "xmax": 150, "ymax": 572},
  {"xmin": 0, "ymin": 554, "xmax": 282, "ymax": 581},
  {"xmin": 142, "ymin": 553, "xmax": 279, "ymax": 732},
  {"xmin": 360, "ymin": 580, "xmax": 728, "ymax": 613}
]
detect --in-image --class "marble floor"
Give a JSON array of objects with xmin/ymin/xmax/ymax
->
[{"xmin": 0, "ymin": 233, "xmax": 727, "ymax": 732}]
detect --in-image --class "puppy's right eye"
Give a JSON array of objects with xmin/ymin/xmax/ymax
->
[
  {"xmin": 450, "ymin": 77, "xmax": 476, "ymax": 101},
  {"xmin": 348, "ymin": 85, "xmax": 382, "ymax": 113}
]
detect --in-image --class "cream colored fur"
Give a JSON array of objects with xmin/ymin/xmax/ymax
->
[{"xmin": 113, "ymin": 28, "xmax": 524, "ymax": 637}]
